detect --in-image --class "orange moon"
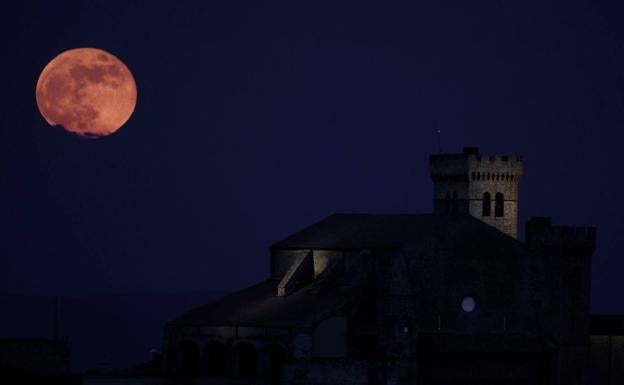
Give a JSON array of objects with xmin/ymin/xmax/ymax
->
[{"xmin": 36, "ymin": 48, "xmax": 137, "ymax": 138}]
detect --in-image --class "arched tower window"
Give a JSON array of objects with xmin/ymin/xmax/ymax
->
[
  {"xmin": 482, "ymin": 193, "xmax": 491, "ymax": 217},
  {"xmin": 495, "ymin": 192, "xmax": 504, "ymax": 217},
  {"xmin": 452, "ymin": 192, "xmax": 458, "ymax": 213}
]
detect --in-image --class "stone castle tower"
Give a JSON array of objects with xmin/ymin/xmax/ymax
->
[{"xmin": 429, "ymin": 147, "xmax": 524, "ymax": 238}]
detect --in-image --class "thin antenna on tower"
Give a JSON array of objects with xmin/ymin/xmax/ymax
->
[
  {"xmin": 54, "ymin": 296, "xmax": 59, "ymax": 341},
  {"xmin": 436, "ymin": 129, "xmax": 442, "ymax": 153}
]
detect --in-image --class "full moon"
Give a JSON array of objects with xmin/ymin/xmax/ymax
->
[{"xmin": 36, "ymin": 48, "xmax": 137, "ymax": 138}]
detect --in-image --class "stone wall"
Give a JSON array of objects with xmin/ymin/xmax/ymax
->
[
  {"xmin": 282, "ymin": 358, "xmax": 370, "ymax": 385},
  {"xmin": 590, "ymin": 335, "xmax": 624, "ymax": 384},
  {"xmin": 430, "ymin": 147, "xmax": 523, "ymax": 238},
  {"xmin": 526, "ymin": 217, "xmax": 596, "ymax": 384}
]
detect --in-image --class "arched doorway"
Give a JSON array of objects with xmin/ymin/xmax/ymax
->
[
  {"xmin": 266, "ymin": 344, "xmax": 287, "ymax": 385},
  {"xmin": 236, "ymin": 342, "xmax": 258, "ymax": 378},
  {"xmin": 204, "ymin": 340, "xmax": 226, "ymax": 377},
  {"xmin": 177, "ymin": 340, "xmax": 200, "ymax": 377}
]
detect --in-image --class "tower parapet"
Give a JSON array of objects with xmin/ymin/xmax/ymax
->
[
  {"xmin": 526, "ymin": 217, "xmax": 596, "ymax": 256},
  {"xmin": 430, "ymin": 147, "xmax": 524, "ymax": 238}
]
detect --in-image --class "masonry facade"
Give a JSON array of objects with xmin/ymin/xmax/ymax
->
[
  {"xmin": 162, "ymin": 147, "xmax": 596, "ymax": 385},
  {"xmin": 430, "ymin": 146, "xmax": 523, "ymax": 238}
]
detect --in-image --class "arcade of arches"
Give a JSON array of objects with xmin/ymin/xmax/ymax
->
[{"xmin": 172, "ymin": 339, "xmax": 287, "ymax": 384}]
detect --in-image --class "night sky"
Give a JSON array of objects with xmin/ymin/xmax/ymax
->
[{"xmin": 2, "ymin": 0, "xmax": 624, "ymax": 313}]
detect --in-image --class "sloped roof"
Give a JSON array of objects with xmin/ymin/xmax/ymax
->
[
  {"xmin": 170, "ymin": 279, "xmax": 353, "ymax": 327},
  {"xmin": 172, "ymin": 213, "xmax": 528, "ymax": 328},
  {"xmin": 271, "ymin": 213, "xmax": 523, "ymax": 250}
]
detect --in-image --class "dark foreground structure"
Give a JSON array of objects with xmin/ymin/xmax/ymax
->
[
  {"xmin": 0, "ymin": 338, "xmax": 80, "ymax": 385},
  {"xmin": 155, "ymin": 147, "xmax": 598, "ymax": 385}
]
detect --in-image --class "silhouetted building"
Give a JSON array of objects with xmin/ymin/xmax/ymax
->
[
  {"xmin": 161, "ymin": 147, "xmax": 597, "ymax": 385},
  {"xmin": 0, "ymin": 338, "xmax": 78, "ymax": 385},
  {"xmin": 0, "ymin": 338, "xmax": 69, "ymax": 376}
]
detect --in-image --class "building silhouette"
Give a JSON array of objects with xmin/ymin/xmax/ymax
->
[{"xmin": 155, "ymin": 147, "xmax": 599, "ymax": 385}]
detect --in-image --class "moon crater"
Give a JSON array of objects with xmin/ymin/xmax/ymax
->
[{"xmin": 36, "ymin": 48, "xmax": 137, "ymax": 138}]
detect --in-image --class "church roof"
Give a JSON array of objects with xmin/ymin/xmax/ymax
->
[
  {"xmin": 172, "ymin": 213, "xmax": 528, "ymax": 328},
  {"xmin": 169, "ymin": 279, "xmax": 352, "ymax": 327},
  {"xmin": 271, "ymin": 213, "xmax": 523, "ymax": 250}
]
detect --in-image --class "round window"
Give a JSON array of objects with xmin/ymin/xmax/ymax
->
[{"xmin": 461, "ymin": 296, "xmax": 476, "ymax": 312}]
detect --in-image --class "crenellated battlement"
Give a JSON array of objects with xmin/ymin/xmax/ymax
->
[
  {"xmin": 429, "ymin": 147, "xmax": 524, "ymax": 238},
  {"xmin": 526, "ymin": 217, "xmax": 597, "ymax": 256},
  {"xmin": 430, "ymin": 147, "xmax": 523, "ymax": 183}
]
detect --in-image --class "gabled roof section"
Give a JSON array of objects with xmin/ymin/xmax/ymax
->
[
  {"xmin": 271, "ymin": 213, "xmax": 525, "ymax": 250},
  {"xmin": 172, "ymin": 214, "xmax": 530, "ymax": 328},
  {"xmin": 169, "ymin": 279, "xmax": 353, "ymax": 327}
]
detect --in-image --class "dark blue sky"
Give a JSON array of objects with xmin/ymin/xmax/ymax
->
[{"xmin": 1, "ymin": 0, "xmax": 623, "ymax": 313}]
